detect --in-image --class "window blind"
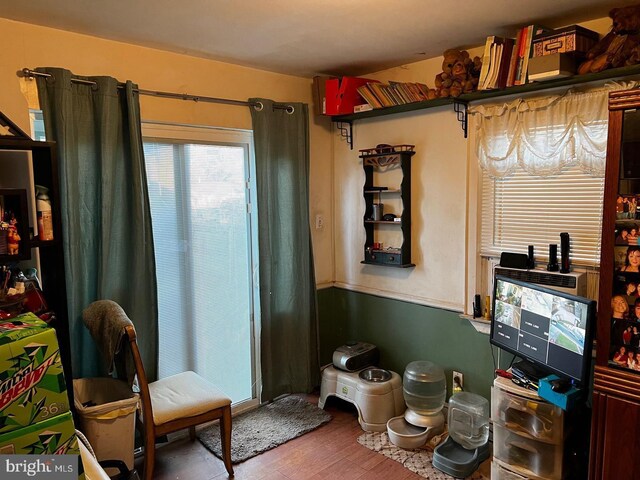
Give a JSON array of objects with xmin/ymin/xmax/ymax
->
[{"xmin": 480, "ymin": 164, "xmax": 605, "ymax": 266}]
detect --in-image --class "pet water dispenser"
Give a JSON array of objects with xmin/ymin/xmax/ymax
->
[
  {"xmin": 386, "ymin": 360, "xmax": 446, "ymax": 449},
  {"xmin": 433, "ymin": 391, "xmax": 491, "ymax": 478}
]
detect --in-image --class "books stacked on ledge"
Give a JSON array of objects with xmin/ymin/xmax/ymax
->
[
  {"xmin": 356, "ymin": 81, "xmax": 432, "ymax": 109},
  {"xmin": 478, "ymin": 25, "xmax": 551, "ymax": 91}
]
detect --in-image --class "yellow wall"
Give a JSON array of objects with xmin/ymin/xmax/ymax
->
[{"xmin": 0, "ymin": 17, "xmax": 334, "ymax": 284}]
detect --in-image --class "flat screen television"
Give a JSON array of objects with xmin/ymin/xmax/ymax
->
[{"xmin": 490, "ymin": 274, "xmax": 596, "ymax": 386}]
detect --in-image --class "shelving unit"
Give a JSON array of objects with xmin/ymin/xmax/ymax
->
[
  {"xmin": 361, "ymin": 145, "xmax": 414, "ymax": 268},
  {"xmin": 0, "ymin": 110, "xmax": 72, "ymax": 408},
  {"xmin": 332, "ymin": 64, "xmax": 640, "ymax": 148},
  {"xmin": 589, "ymin": 88, "xmax": 640, "ymax": 479}
]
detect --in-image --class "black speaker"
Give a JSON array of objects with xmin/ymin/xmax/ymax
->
[
  {"xmin": 547, "ymin": 244, "xmax": 559, "ymax": 272},
  {"xmin": 500, "ymin": 252, "xmax": 530, "ymax": 269},
  {"xmin": 560, "ymin": 232, "xmax": 570, "ymax": 273},
  {"xmin": 528, "ymin": 245, "xmax": 535, "ymax": 269},
  {"xmin": 473, "ymin": 294, "xmax": 482, "ymax": 318}
]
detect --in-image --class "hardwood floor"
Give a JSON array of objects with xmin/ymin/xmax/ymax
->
[{"xmin": 149, "ymin": 394, "xmax": 425, "ymax": 480}]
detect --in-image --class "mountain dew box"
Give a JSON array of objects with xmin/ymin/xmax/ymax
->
[
  {"xmin": 0, "ymin": 411, "xmax": 85, "ymax": 479},
  {"xmin": 0, "ymin": 313, "xmax": 70, "ymax": 435},
  {"xmin": 0, "ymin": 411, "xmax": 79, "ymax": 455}
]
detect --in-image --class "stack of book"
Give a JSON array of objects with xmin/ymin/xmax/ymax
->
[
  {"xmin": 478, "ymin": 36, "xmax": 515, "ymax": 90},
  {"xmin": 478, "ymin": 24, "xmax": 551, "ymax": 90},
  {"xmin": 356, "ymin": 82, "xmax": 432, "ymax": 110}
]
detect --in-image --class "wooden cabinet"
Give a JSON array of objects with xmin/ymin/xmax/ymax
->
[
  {"xmin": 590, "ymin": 373, "xmax": 640, "ymax": 480},
  {"xmin": 590, "ymin": 89, "xmax": 640, "ymax": 479},
  {"xmin": 0, "ymin": 111, "xmax": 72, "ymax": 404},
  {"xmin": 360, "ymin": 145, "xmax": 414, "ymax": 268}
]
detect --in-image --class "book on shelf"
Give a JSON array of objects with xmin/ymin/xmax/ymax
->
[
  {"xmin": 411, "ymin": 83, "xmax": 426, "ymax": 101},
  {"xmin": 386, "ymin": 84, "xmax": 405, "ymax": 105},
  {"xmin": 356, "ymin": 84, "xmax": 383, "ymax": 109},
  {"xmin": 355, "ymin": 81, "xmax": 433, "ymax": 110},
  {"xmin": 478, "ymin": 35, "xmax": 496, "ymax": 90},
  {"xmin": 369, "ymin": 83, "xmax": 394, "ymax": 107},
  {"xmin": 495, "ymin": 38, "xmax": 515, "ymax": 89},
  {"xmin": 506, "ymin": 28, "xmax": 524, "ymax": 87},
  {"xmin": 479, "ymin": 37, "xmax": 514, "ymax": 90},
  {"xmin": 388, "ymin": 82, "xmax": 409, "ymax": 104},
  {"xmin": 515, "ymin": 24, "xmax": 552, "ymax": 85}
]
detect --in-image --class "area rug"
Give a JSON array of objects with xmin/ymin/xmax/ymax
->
[
  {"xmin": 197, "ymin": 394, "xmax": 332, "ymax": 464},
  {"xmin": 358, "ymin": 432, "xmax": 488, "ymax": 480}
]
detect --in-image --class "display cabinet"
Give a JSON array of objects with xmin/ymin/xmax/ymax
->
[
  {"xmin": 589, "ymin": 88, "xmax": 640, "ymax": 480},
  {"xmin": 0, "ymin": 111, "xmax": 72, "ymax": 405},
  {"xmin": 360, "ymin": 144, "xmax": 414, "ymax": 268}
]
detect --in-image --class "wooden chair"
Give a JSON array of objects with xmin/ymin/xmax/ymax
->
[{"xmin": 123, "ymin": 324, "xmax": 234, "ymax": 479}]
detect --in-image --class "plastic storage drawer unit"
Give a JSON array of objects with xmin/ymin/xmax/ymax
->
[
  {"xmin": 491, "ymin": 460, "xmax": 530, "ymax": 480},
  {"xmin": 491, "ymin": 386, "xmax": 563, "ymax": 443},
  {"xmin": 493, "ymin": 424, "xmax": 563, "ymax": 479}
]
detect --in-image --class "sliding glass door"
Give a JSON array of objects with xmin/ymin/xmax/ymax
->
[{"xmin": 143, "ymin": 123, "xmax": 259, "ymax": 409}]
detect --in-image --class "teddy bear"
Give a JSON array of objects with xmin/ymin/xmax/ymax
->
[
  {"xmin": 578, "ymin": 3, "xmax": 640, "ymax": 74},
  {"xmin": 431, "ymin": 49, "xmax": 482, "ymax": 98}
]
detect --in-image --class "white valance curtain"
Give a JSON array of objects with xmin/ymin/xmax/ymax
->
[{"xmin": 470, "ymin": 81, "xmax": 639, "ymax": 178}]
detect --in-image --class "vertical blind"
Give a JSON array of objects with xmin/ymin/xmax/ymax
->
[
  {"xmin": 144, "ymin": 137, "xmax": 256, "ymax": 403},
  {"xmin": 480, "ymin": 163, "xmax": 605, "ymax": 266}
]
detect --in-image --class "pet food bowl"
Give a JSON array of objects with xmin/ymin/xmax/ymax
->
[
  {"xmin": 386, "ymin": 415, "xmax": 428, "ymax": 449},
  {"xmin": 359, "ymin": 368, "xmax": 392, "ymax": 383}
]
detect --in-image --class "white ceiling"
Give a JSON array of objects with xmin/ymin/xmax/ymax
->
[{"xmin": 0, "ymin": 0, "xmax": 622, "ymax": 77}]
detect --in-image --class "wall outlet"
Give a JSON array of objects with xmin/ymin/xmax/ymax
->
[
  {"xmin": 315, "ymin": 214, "xmax": 324, "ymax": 230},
  {"xmin": 453, "ymin": 371, "xmax": 464, "ymax": 392}
]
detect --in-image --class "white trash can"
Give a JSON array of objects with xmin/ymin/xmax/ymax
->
[{"xmin": 73, "ymin": 378, "xmax": 139, "ymax": 474}]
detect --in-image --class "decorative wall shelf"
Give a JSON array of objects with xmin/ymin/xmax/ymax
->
[
  {"xmin": 361, "ymin": 146, "xmax": 414, "ymax": 268},
  {"xmin": 331, "ymin": 64, "xmax": 640, "ymax": 148}
]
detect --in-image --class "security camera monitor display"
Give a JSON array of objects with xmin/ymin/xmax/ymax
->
[{"xmin": 490, "ymin": 275, "xmax": 596, "ymax": 385}]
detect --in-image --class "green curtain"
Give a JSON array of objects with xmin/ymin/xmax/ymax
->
[
  {"xmin": 250, "ymin": 99, "xmax": 320, "ymax": 401},
  {"xmin": 36, "ymin": 68, "xmax": 158, "ymax": 380}
]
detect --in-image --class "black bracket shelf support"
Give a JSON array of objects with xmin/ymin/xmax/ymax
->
[
  {"xmin": 336, "ymin": 121, "xmax": 353, "ymax": 149},
  {"xmin": 453, "ymin": 101, "xmax": 468, "ymax": 138}
]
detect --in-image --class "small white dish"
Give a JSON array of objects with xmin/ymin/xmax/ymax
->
[{"xmin": 386, "ymin": 415, "xmax": 428, "ymax": 449}]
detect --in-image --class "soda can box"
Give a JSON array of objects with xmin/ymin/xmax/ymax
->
[
  {"xmin": 0, "ymin": 411, "xmax": 85, "ymax": 479},
  {"xmin": 0, "ymin": 313, "xmax": 70, "ymax": 435},
  {"xmin": 0, "ymin": 411, "xmax": 79, "ymax": 455}
]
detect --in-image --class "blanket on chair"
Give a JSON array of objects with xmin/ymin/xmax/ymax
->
[{"xmin": 83, "ymin": 300, "xmax": 134, "ymax": 375}]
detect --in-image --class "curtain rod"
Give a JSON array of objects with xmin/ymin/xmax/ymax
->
[{"xmin": 18, "ymin": 68, "xmax": 294, "ymax": 113}]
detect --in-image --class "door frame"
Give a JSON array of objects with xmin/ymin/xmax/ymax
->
[{"xmin": 142, "ymin": 121, "xmax": 261, "ymax": 414}]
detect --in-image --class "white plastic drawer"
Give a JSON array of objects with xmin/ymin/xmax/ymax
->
[
  {"xmin": 491, "ymin": 386, "xmax": 563, "ymax": 443},
  {"xmin": 493, "ymin": 424, "xmax": 563, "ymax": 480},
  {"xmin": 491, "ymin": 461, "xmax": 529, "ymax": 480}
]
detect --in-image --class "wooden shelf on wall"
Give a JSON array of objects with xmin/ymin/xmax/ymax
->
[{"xmin": 331, "ymin": 63, "xmax": 640, "ymax": 123}]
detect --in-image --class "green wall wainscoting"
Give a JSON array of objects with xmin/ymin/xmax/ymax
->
[{"xmin": 317, "ymin": 287, "xmax": 499, "ymax": 400}]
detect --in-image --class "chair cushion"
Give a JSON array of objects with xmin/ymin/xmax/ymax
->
[{"xmin": 149, "ymin": 371, "xmax": 231, "ymax": 426}]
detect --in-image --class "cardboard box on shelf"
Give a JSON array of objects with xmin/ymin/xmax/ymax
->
[
  {"xmin": 532, "ymin": 25, "xmax": 599, "ymax": 58},
  {"xmin": 528, "ymin": 53, "xmax": 577, "ymax": 81},
  {"xmin": 0, "ymin": 313, "xmax": 70, "ymax": 434},
  {"xmin": 313, "ymin": 75, "xmax": 333, "ymax": 115},
  {"xmin": 325, "ymin": 77, "xmax": 379, "ymax": 115}
]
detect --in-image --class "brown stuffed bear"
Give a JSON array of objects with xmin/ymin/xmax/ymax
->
[
  {"xmin": 579, "ymin": 4, "xmax": 640, "ymax": 74},
  {"xmin": 431, "ymin": 49, "xmax": 482, "ymax": 98}
]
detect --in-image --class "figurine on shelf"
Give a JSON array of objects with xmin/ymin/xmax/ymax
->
[{"xmin": 5, "ymin": 213, "xmax": 19, "ymax": 255}]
